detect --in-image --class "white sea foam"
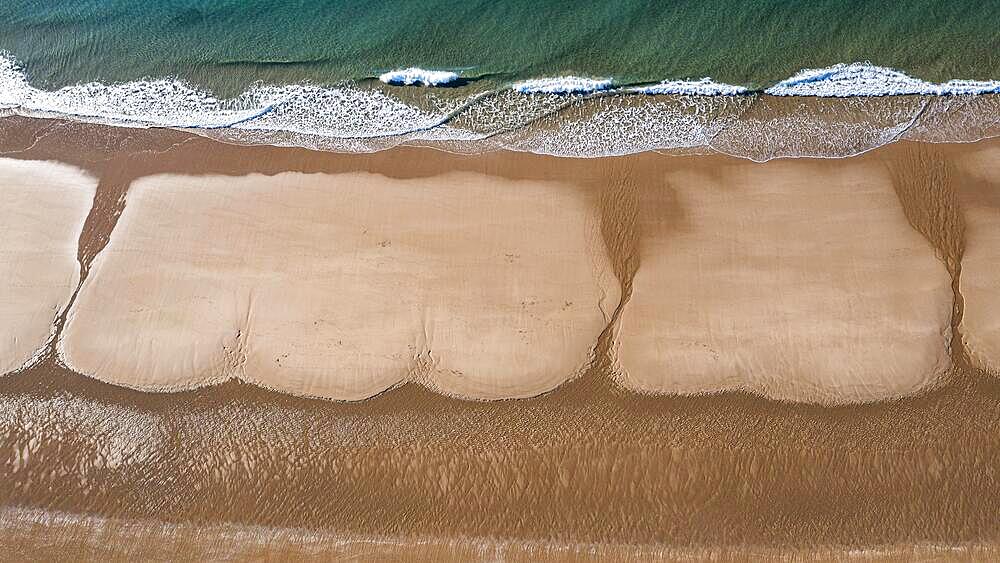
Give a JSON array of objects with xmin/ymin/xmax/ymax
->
[
  {"xmin": 766, "ymin": 62, "xmax": 1000, "ymax": 97},
  {"xmin": 378, "ymin": 67, "xmax": 460, "ymax": 86},
  {"xmin": 24, "ymin": 80, "xmax": 273, "ymax": 128},
  {"xmin": 498, "ymin": 95, "xmax": 749, "ymax": 157},
  {"xmin": 231, "ymin": 83, "xmax": 455, "ymax": 138},
  {"xmin": 1, "ymin": 53, "xmax": 999, "ymax": 160},
  {"xmin": 631, "ymin": 78, "xmax": 747, "ymax": 96},
  {"xmin": 511, "ymin": 76, "xmax": 614, "ymax": 94},
  {"xmin": 0, "ymin": 55, "xmax": 31, "ymax": 109},
  {"xmin": 0, "ymin": 53, "xmax": 460, "ymax": 138}
]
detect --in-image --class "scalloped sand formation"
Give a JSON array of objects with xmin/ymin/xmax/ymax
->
[
  {"xmin": 59, "ymin": 171, "xmax": 620, "ymax": 400},
  {"xmin": 615, "ymin": 158, "xmax": 954, "ymax": 403},
  {"xmin": 4, "ymin": 140, "xmax": 1000, "ymax": 403}
]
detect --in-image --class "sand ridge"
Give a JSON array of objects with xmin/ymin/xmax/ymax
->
[
  {"xmin": 614, "ymin": 156, "xmax": 954, "ymax": 403},
  {"xmin": 0, "ymin": 158, "xmax": 96, "ymax": 375},
  {"xmin": 59, "ymin": 170, "xmax": 619, "ymax": 400},
  {"xmin": 953, "ymin": 142, "xmax": 1000, "ymax": 373}
]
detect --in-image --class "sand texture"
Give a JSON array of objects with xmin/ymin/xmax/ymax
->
[
  {"xmin": 0, "ymin": 158, "xmax": 95, "ymax": 375},
  {"xmin": 615, "ymin": 157, "xmax": 954, "ymax": 403},
  {"xmin": 956, "ymin": 142, "xmax": 1000, "ymax": 373},
  {"xmin": 60, "ymin": 171, "xmax": 618, "ymax": 399},
  {"xmin": 0, "ymin": 117, "xmax": 989, "ymax": 406},
  {"xmin": 4, "ymin": 360, "xmax": 1000, "ymax": 559},
  {"xmin": 11, "ymin": 121, "xmax": 975, "ymax": 404},
  {"xmin": 1, "ymin": 119, "xmax": 1000, "ymax": 558}
]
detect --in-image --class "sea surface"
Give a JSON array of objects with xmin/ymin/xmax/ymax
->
[{"xmin": 1, "ymin": 0, "xmax": 1000, "ymax": 159}]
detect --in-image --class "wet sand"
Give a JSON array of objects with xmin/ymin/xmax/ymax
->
[
  {"xmin": 0, "ymin": 117, "xmax": 999, "ymax": 558},
  {"xmin": 3, "ymin": 507, "xmax": 998, "ymax": 562},
  {"xmin": 3, "ymin": 356, "xmax": 999, "ymax": 559}
]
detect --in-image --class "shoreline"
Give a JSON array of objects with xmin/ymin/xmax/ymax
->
[{"xmin": 2, "ymin": 116, "xmax": 1000, "ymax": 555}]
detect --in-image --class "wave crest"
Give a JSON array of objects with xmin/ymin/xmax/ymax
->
[
  {"xmin": 512, "ymin": 76, "xmax": 614, "ymax": 94},
  {"xmin": 766, "ymin": 62, "xmax": 1000, "ymax": 97},
  {"xmin": 378, "ymin": 67, "xmax": 460, "ymax": 86},
  {"xmin": 631, "ymin": 78, "xmax": 747, "ymax": 96}
]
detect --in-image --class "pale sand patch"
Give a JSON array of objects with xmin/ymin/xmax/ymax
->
[
  {"xmin": 61, "ymin": 171, "xmax": 618, "ymax": 400},
  {"xmin": 616, "ymin": 157, "xmax": 953, "ymax": 403},
  {"xmin": 954, "ymin": 143, "xmax": 1000, "ymax": 373},
  {"xmin": 0, "ymin": 158, "xmax": 95, "ymax": 375}
]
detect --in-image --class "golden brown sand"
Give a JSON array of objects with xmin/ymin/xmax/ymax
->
[
  {"xmin": 61, "ymin": 171, "xmax": 617, "ymax": 399},
  {"xmin": 0, "ymin": 158, "xmax": 95, "ymax": 375},
  {"xmin": 4, "ymin": 359, "xmax": 1000, "ymax": 559}
]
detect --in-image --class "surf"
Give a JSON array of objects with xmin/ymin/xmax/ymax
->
[
  {"xmin": 378, "ymin": 67, "xmax": 461, "ymax": 86},
  {"xmin": 767, "ymin": 63, "xmax": 1000, "ymax": 97},
  {"xmin": 1, "ymin": 52, "xmax": 999, "ymax": 160}
]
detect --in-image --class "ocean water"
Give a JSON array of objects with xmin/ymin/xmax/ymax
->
[{"xmin": 1, "ymin": 0, "xmax": 999, "ymax": 159}]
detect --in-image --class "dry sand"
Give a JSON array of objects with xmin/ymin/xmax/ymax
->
[
  {"xmin": 615, "ymin": 157, "xmax": 954, "ymax": 403},
  {"xmin": 955, "ymin": 142, "xmax": 1000, "ymax": 373},
  {"xmin": 0, "ymin": 158, "xmax": 95, "ymax": 375},
  {"xmin": 60, "ymin": 171, "xmax": 618, "ymax": 399}
]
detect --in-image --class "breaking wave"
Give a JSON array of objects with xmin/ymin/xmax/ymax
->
[
  {"xmin": 511, "ymin": 76, "xmax": 614, "ymax": 94},
  {"xmin": 378, "ymin": 67, "xmax": 461, "ymax": 86},
  {"xmin": 631, "ymin": 78, "xmax": 748, "ymax": 96},
  {"xmin": 1, "ymin": 53, "xmax": 999, "ymax": 160},
  {"xmin": 766, "ymin": 62, "xmax": 1000, "ymax": 97}
]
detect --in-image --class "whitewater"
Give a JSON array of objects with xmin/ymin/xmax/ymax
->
[{"xmin": 2, "ymin": 54, "xmax": 999, "ymax": 161}]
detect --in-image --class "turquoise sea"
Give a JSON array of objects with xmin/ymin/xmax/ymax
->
[{"xmin": 1, "ymin": 0, "xmax": 999, "ymax": 159}]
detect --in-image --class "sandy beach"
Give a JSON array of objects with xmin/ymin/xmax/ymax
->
[
  {"xmin": 4, "ymin": 124, "xmax": 979, "ymax": 403},
  {"xmin": 955, "ymin": 142, "xmax": 1000, "ymax": 374},
  {"xmin": 0, "ymin": 158, "xmax": 95, "ymax": 375},
  {"xmin": 1, "ymin": 117, "xmax": 1000, "ymax": 557},
  {"xmin": 3, "ymin": 0, "xmax": 1000, "ymax": 556},
  {"xmin": 61, "ymin": 170, "xmax": 618, "ymax": 399}
]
